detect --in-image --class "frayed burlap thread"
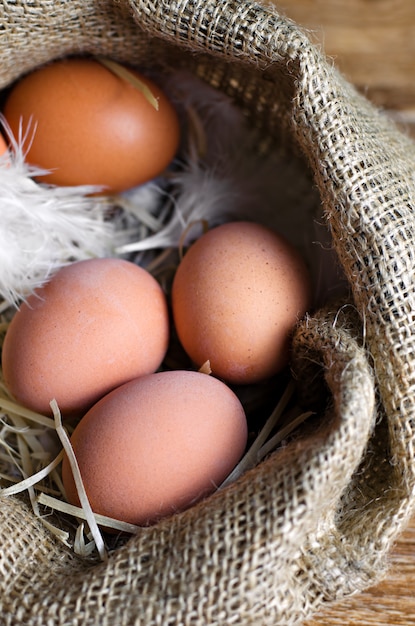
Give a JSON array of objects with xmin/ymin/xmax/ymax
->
[{"xmin": 1, "ymin": 1, "xmax": 415, "ymax": 624}]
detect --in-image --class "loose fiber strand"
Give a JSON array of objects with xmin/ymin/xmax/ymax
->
[{"xmin": 51, "ymin": 399, "xmax": 107, "ymax": 562}]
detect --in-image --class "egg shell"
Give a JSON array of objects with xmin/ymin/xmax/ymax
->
[
  {"xmin": 171, "ymin": 221, "xmax": 312, "ymax": 385},
  {"xmin": 2, "ymin": 258, "xmax": 169, "ymax": 416},
  {"xmin": 0, "ymin": 132, "xmax": 7, "ymax": 156},
  {"xmin": 62, "ymin": 370, "xmax": 248, "ymax": 526},
  {"xmin": 3, "ymin": 57, "xmax": 180, "ymax": 193}
]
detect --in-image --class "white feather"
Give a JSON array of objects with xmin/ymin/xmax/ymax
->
[
  {"xmin": 115, "ymin": 76, "xmax": 319, "ymax": 264},
  {"xmin": 0, "ymin": 119, "xmax": 116, "ymax": 305}
]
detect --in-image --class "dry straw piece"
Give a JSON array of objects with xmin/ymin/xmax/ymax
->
[{"xmin": 1, "ymin": 0, "xmax": 415, "ymax": 625}]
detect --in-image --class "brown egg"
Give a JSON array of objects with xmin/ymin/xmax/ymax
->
[
  {"xmin": 2, "ymin": 258, "xmax": 170, "ymax": 417},
  {"xmin": 0, "ymin": 132, "xmax": 7, "ymax": 157},
  {"xmin": 62, "ymin": 370, "xmax": 248, "ymax": 526},
  {"xmin": 171, "ymin": 221, "xmax": 312, "ymax": 385},
  {"xmin": 3, "ymin": 57, "xmax": 180, "ymax": 193}
]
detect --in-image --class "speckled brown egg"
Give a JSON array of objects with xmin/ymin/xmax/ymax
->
[
  {"xmin": 3, "ymin": 57, "xmax": 180, "ymax": 193},
  {"xmin": 0, "ymin": 132, "xmax": 7, "ymax": 157},
  {"xmin": 62, "ymin": 370, "xmax": 248, "ymax": 526},
  {"xmin": 171, "ymin": 221, "xmax": 312, "ymax": 385},
  {"xmin": 2, "ymin": 258, "xmax": 170, "ymax": 417}
]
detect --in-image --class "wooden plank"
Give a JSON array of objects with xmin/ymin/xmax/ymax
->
[
  {"xmin": 304, "ymin": 521, "xmax": 415, "ymax": 624},
  {"xmin": 271, "ymin": 0, "xmax": 415, "ymax": 117}
]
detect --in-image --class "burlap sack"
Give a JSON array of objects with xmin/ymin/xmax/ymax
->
[{"xmin": 1, "ymin": 1, "xmax": 415, "ymax": 624}]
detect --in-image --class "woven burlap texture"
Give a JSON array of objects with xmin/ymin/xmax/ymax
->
[{"xmin": 2, "ymin": 1, "xmax": 415, "ymax": 625}]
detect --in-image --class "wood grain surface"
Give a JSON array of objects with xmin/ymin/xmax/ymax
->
[
  {"xmin": 266, "ymin": 1, "xmax": 415, "ymax": 624},
  {"xmin": 275, "ymin": 0, "xmax": 415, "ymax": 134}
]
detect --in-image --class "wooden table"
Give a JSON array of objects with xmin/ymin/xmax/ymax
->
[
  {"xmin": 276, "ymin": 0, "xmax": 415, "ymax": 123},
  {"xmin": 267, "ymin": 1, "xmax": 415, "ymax": 624}
]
